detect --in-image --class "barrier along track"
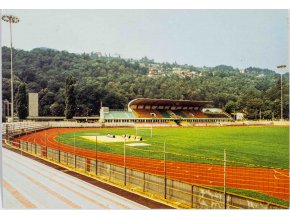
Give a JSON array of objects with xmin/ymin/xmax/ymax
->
[{"xmin": 3, "ymin": 124, "xmax": 289, "ymax": 209}]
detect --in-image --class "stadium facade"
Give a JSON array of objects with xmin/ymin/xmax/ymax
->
[{"xmin": 100, "ymin": 98, "xmax": 233, "ymax": 126}]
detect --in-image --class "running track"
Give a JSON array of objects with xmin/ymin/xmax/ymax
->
[{"xmin": 14, "ymin": 128, "xmax": 289, "ymax": 201}]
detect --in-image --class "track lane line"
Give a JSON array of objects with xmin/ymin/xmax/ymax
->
[
  {"xmin": 273, "ymin": 170, "xmax": 290, "ymax": 178},
  {"xmin": 4, "ymin": 154, "xmax": 113, "ymax": 209},
  {"xmin": 3, "ymin": 180, "xmax": 37, "ymax": 209},
  {"xmin": 4, "ymin": 152, "xmax": 138, "ymax": 208},
  {"xmin": 3, "ymin": 162, "xmax": 81, "ymax": 209}
]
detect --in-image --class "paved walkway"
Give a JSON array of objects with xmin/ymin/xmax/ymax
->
[{"xmin": 2, "ymin": 148, "xmax": 148, "ymax": 209}]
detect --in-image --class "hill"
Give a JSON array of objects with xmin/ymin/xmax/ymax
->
[{"xmin": 2, "ymin": 46, "xmax": 289, "ymax": 119}]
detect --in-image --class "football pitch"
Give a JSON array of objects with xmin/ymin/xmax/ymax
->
[{"xmin": 56, "ymin": 126, "xmax": 289, "ymax": 169}]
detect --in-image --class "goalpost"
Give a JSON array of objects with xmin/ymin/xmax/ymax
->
[{"xmin": 135, "ymin": 125, "xmax": 153, "ymax": 138}]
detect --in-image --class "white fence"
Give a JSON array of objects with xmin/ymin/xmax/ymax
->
[
  {"xmin": 1, "ymin": 121, "xmax": 136, "ymax": 133},
  {"xmin": 2, "ymin": 122, "xmax": 49, "ymax": 135},
  {"xmin": 48, "ymin": 121, "xmax": 103, "ymax": 128}
]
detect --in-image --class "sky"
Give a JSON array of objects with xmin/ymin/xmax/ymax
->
[{"xmin": 1, "ymin": 9, "xmax": 288, "ymax": 71}]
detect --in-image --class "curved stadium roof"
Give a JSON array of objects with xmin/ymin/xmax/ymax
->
[{"xmin": 128, "ymin": 98, "xmax": 212, "ymax": 108}]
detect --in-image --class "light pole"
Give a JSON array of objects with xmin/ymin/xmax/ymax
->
[
  {"xmin": 164, "ymin": 139, "xmax": 167, "ymax": 199},
  {"xmin": 95, "ymin": 135, "xmax": 98, "ymax": 175},
  {"xmin": 1, "ymin": 15, "xmax": 20, "ymax": 123},
  {"xmin": 124, "ymin": 137, "xmax": 126, "ymax": 186},
  {"xmin": 277, "ymin": 65, "xmax": 286, "ymax": 121}
]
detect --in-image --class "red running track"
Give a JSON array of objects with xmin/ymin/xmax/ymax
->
[{"xmin": 14, "ymin": 128, "xmax": 289, "ymax": 201}]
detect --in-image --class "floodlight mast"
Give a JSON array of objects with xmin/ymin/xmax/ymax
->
[
  {"xmin": 277, "ymin": 65, "xmax": 286, "ymax": 121},
  {"xmin": 1, "ymin": 15, "xmax": 20, "ymax": 123}
]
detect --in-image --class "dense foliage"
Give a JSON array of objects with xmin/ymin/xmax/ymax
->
[
  {"xmin": 16, "ymin": 83, "xmax": 28, "ymax": 119},
  {"xmin": 2, "ymin": 46, "xmax": 289, "ymax": 119},
  {"xmin": 64, "ymin": 76, "xmax": 76, "ymax": 119}
]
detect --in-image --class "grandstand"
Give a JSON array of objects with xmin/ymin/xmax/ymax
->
[{"xmin": 99, "ymin": 98, "xmax": 233, "ymax": 126}]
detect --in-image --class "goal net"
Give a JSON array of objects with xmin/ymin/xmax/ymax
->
[{"xmin": 134, "ymin": 125, "xmax": 153, "ymax": 138}]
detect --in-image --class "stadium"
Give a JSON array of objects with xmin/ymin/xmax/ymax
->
[
  {"xmin": 100, "ymin": 98, "xmax": 232, "ymax": 125},
  {"xmin": 23, "ymin": 98, "xmax": 233, "ymax": 125},
  {"xmin": 2, "ymin": 97, "xmax": 289, "ymax": 209},
  {"xmin": 1, "ymin": 10, "xmax": 289, "ymax": 210}
]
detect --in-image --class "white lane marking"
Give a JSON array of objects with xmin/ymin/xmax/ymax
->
[{"xmin": 273, "ymin": 170, "xmax": 290, "ymax": 178}]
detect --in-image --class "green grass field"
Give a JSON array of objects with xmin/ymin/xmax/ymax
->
[
  {"xmin": 55, "ymin": 126, "xmax": 289, "ymax": 206},
  {"xmin": 56, "ymin": 126, "xmax": 289, "ymax": 169}
]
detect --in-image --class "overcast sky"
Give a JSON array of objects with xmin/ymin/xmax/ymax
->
[{"xmin": 1, "ymin": 9, "xmax": 288, "ymax": 71}]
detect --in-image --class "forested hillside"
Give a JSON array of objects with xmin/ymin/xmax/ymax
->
[{"xmin": 2, "ymin": 47, "xmax": 289, "ymax": 119}]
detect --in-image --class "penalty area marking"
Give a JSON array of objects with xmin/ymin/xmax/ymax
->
[
  {"xmin": 81, "ymin": 135, "xmax": 126, "ymax": 143},
  {"xmin": 81, "ymin": 135, "xmax": 148, "ymax": 144},
  {"xmin": 126, "ymin": 143, "xmax": 150, "ymax": 147}
]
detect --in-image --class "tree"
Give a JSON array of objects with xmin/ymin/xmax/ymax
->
[
  {"xmin": 39, "ymin": 88, "xmax": 55, "ymax": 116},
  {"xmin": 64, "ymin": 76, "xmax": 76, "ymax": 119},
  {"xmin": 50, "ymin": 102, "xmax": 65, "ymax": 116},
  {"xmin": 225, "ymin": 101, "xmax": 237, "ymax": 114},
  {"xmin": 16, "ymin": 83, "xmax": 28, "ymax": 119},
  {"xmin": 2, "ymin": 46, "xmax": 289, "ymax": 119},
  {"xmin": 103, "ymin": 92, "xmax": 126, "ymax": 109}
]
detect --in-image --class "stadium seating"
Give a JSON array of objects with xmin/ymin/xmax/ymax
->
[
  {"xmin": 174, "ymin": 110, "xmax": 187, "ymax": 118},
  {"xmin": 134, "ymin": 122, "xmax": 178, "ymax": 127},
  {"xmin": 132, "ymin": 109, "xmax": 149, "ymax": 118},
  {"xmin": 193, "ymin": 111, "xmax": 209, "ymax": 118},
  {"xmin": 205, "ymin": 113, "xmax": 230, "ymax": 118},
  {"xmin": 132, "ymin": 109, "xmax": 214, "ymax": 119},
  {"xmin": 166, "ymin": 110, "xmax": 183, "ymax": 118},
  {"xmin": 157, "ymin": 110, "xmax": 171, "ymax": 118},
  {"xmin": 104, "ymin": 111, "xmax": 136, "ymax": 119},
  {"xmin": 133, "ymin": 109, "xmax": 163, "ymax": 118},
  {"xmin": 182, "ymin": 110, "xmax": 209, "ymax": 118}
]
